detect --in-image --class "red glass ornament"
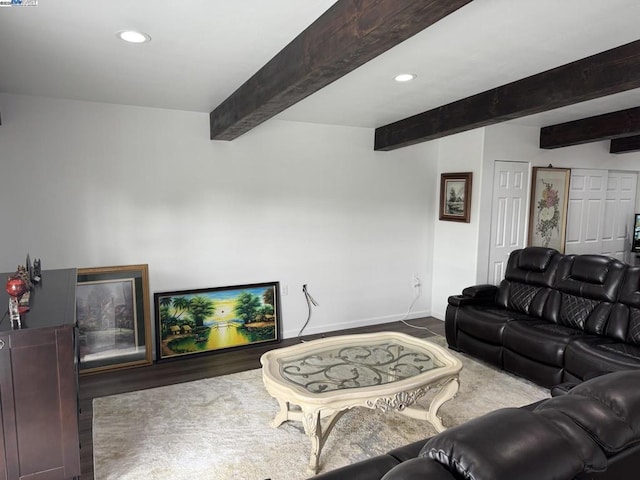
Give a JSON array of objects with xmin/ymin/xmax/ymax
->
[{"xmin": 5, "ymin": 276, "xmax": 28, "ymax": 299}]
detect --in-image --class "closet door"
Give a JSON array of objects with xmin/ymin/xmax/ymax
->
[
  {"xmin": 488, "ymin": 161, "xmax": 529, "ymax": 284},
  {"xmin": 565, "ymin": 169, "xmax": 607, "ymax": 255},
  {"xmin": 565, "ymin": 169, "xmax": 637, "ymax": 259},
  {"xmin": 601, "ymin": 171, "xmax": 638, "ymax": 262}
]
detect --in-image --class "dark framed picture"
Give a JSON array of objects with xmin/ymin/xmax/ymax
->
[
  {"xmin": 440, "ymin": 172, "xmax": 472, "ymax": 223},
  {"xmin": 76, "ymin": 264, "xmax": 152, "ymax": 375},
  {"xmin": 155, "ymin": 281, "xmax": 281, "ymax": 361},
  {"xmin": 528, "ymin": 167, "xmax": 571, "ymax": 253}
]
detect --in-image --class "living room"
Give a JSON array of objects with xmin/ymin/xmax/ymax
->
[{"xmin": 2, "ymin": 1, "xmax": 640, "ymax": 479}]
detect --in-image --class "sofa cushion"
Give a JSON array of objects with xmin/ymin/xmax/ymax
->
[
  {"xmin": 503, "ymin": 348, "xmax": 564, "ymax": 387},
  {"xmin": 455, "ymin": 306, "xmax": 524, "ymax": 344},
  {"xmin": 515, "ymin": 246, "xmax": 558, "ymax": 272},
  {"xmin": 502, "ymin": 319, "xmax": 584, "ymax": 366},
  {"xmin": 496, "ymin": 281, "xmax": 554, "ymax": 318},
  {"xmin": 607, "ymin": 267, "xmax": 640, "ymax": 345},
  {"xmin": 554, "ymin": 255, "xmax": 627, "ymax": 302},
  {"xmin": 617, "ymin": 266, "xmax": 640, "ymax": 307},
  {"xmin": 606, "ymin": 304, "xmax": 640, "ymax": 345},
  {"xmin": 504, "ymin": 247, "xmax": 561, "ymax": 287},
  {"xmin": 536, "ymin": 396, "xmax": 634, "ymax": 455},
  {"xmin": 419, "ymin": 408, "xmax": 606, "ymax": 480},
  {"xmin": 564, "ymin": 336, "xmax": 640, "ymax": 381},
  {"xmin": 558, "ymin": 294, "xmax": 611, "ymax": 332},
  {"xmin": 570, "ymin": 371, "xmax": 640, "ymax": 420}
]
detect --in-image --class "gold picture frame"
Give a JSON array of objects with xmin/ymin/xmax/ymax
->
[{"xmin": 76, "ymin": 264, "xmax": 152, "ymax": 374}]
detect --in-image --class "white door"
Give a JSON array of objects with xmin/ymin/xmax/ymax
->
[
  {"xmin": 565, "ymin": 169, "xmax": 607, "ymax": 255},
  {"xmin": 564, "ymin": 169, "xmax": 637, "ymax": 258},
  {"xmin": 488, "ymin": 161, "xmax": 529, "ymax": 284},
  {"xmin": 601, "ymin": 171, "xmax": 637, "ymax": 262}
]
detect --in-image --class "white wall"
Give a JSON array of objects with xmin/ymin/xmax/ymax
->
[
  {"xmin": 0, "ymin": 93, "xmax": 437, "ymax": 339},
  {"xmin": 430, "ymin": 129, "xmax": 485, "ymax": 319},
  {"xmin": 8, "ymin": 95, "xmax": 631, "ymax": 337}
]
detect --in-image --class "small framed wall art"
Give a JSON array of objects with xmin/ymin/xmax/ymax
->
[
  {"xmin": 527, "ymin": 167, "xmax": 571, "ymax": 252},
  {"xmin": 76, "ymin": 264, "xmax": 152, "ymax": 374},
  {"xmin": 155, "ymin": 281, "xmax": 281, "ymax": 361},
  {"xmin": 439, "ymin": 172, "xmax": 472, "ymax": 223}
]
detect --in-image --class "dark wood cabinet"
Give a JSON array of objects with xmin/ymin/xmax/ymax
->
[{"xmin": 0, "ymin": 269, "xmax": 80, "ymax": 480}]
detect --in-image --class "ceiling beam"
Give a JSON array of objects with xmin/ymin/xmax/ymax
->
[
  {"xmin": 540, "ymin": 106, "xmax": 640, "ymax": 149},
  {"xmin": 610, "ymin": 135, "xmax": 640, "ymax": 154},
  {"xmin": 209, "ymin": 0, "xmax": 473, "ymax": 141},
  {"xmin": 374, "ymin": 39, "xmax": 640, "ymax": 151}
]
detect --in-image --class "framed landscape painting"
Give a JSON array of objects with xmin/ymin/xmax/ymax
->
[
  {"xmin": 528, "ymin": 167, "xmax": 571, "ymax": 253},
  {"xmin": 76, "ymin": 264, "xmax": 152, "ymax": 374},
  {"xmin": 155, "ymin": 281, "xmax": 281, "ymax": 361},
  {"xmin": 440, "ymin": 172, "xmax": 472, "ymax": 223}
]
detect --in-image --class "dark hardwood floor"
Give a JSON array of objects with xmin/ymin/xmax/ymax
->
[{"xmin": 78, "ymin": 316, "xmax": 445, "ymax": 479}]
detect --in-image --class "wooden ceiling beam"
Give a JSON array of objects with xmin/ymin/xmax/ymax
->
[
  {"xmin": 209, "ymin": 0, "xmax": 472, "ymax": 141},
  {"xmin": 540, "ymin": 106, "xmax": 640, "ymax": 149},
  {"xmin": 374, "ymin": 39, "xmax": 640, "ymax": 151},
  {"xmin": 610, "ymin": 135, "xmax": 640, "ymax": 154}
]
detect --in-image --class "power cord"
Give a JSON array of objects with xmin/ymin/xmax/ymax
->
[
  {"xmin": 297, "ymin": 284, "xmax": 318, "ymax": 340},
  {"xmin": 400, "ymin": 289, "xmax": 431, "ymax": 331}
]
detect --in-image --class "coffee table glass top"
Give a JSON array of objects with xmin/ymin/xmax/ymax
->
[{"xmin": 278, "ymin": 340, "xmax": 444, "ymax": 393}]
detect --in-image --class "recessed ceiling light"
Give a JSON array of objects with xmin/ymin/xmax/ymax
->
[
  {"xmin": 116, "ymin": 30, "xmax": 151, "ymax": 44},
  {"xmin": 394, "ymin": 73, "xmax": 417, "ymax": 82}
]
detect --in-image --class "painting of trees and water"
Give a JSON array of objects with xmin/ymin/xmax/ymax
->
[
  {"xmin": 155, "ymin": 282, "xmax": 281, "ymax": 360},
  {"xmin": 439, "ymin": 172, "xmax": 472, "ymax": 223}
]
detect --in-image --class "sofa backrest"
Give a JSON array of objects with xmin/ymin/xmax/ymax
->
[
  {"xmin": 535, "ymin": 370, "xmax": 640, "ymax": 455},
  {"xmin": 545, "ymin": 254, "xmax": 627, "ymax": 333},
  {"xmin": 408, "ymin": 371, "xmax": 640, "ymax": 480},
  {"xmin": 605, "ymin": 266, "xmax": 640, "ymax": 345},
  {"xmin": 495, "ymin": 247, "xmax": 562, "ymax": 317}
]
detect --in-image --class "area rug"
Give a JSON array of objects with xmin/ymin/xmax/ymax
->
[{"xmin": 93, "ymin": 337, "xmax": 549, "ymax": 480}]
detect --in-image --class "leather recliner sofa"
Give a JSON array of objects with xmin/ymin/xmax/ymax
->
[
  {"xmin": 445, "ymin": 247, "xmax": 640, "ymax": 388},
  {"xmin": 310, "ymin": 370, "xmax": 640, "ymax": 480}
]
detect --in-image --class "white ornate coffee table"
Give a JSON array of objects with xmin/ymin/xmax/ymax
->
[{"xmin": 260, "ymin": 332, "xmax": 462, "ymax": 474}]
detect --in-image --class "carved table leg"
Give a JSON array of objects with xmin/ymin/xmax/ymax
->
[
  {"xmin": 271, "ymin": 397, "xmax": 290, "ymax": 428},
  {"xmin": 426, "ymin": 376, "xmax": 459, "ymax": 432},
  {"xmin": 401, "ymin": 376, "xmax": 460, "ymax": 432},
  {"xmin": 301, "ymin": 409, "xmax": 346, "ymax": 474}
]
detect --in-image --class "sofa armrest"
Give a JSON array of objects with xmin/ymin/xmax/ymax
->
[
  {"xmin": 551, "ymin": 371, "xmax": 614, "ymax": 397},
  {"xmin": 448, "ymin": 285, "xmax": 498, "ymax": 308},
  {"xmin": 461, "ymin": 284, "xmax": 498, "ymax": 299}
]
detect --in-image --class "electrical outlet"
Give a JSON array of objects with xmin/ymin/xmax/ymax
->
[{"xmin": 412, "ymin": 274, "xmax": 422, "ymax": 297}]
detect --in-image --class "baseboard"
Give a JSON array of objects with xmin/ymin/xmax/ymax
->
[{"xmin": 282, "ymin": 309, "xmax": 432, "ymax": 339}]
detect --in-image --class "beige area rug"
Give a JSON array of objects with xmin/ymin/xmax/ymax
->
[{"xmin": 93, "ymin": 337, "xmax": 549, "ymax": 480}]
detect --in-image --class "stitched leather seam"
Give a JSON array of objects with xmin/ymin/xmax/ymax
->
[{"xmin": 423, "ymin": 449, "xmax": 476, "ymax": 480}]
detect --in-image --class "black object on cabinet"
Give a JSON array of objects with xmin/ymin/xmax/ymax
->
[{"xmin": 0, "ymin": 269, "xmax": 80, "ymax": 480}]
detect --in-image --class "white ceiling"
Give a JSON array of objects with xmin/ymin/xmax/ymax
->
[{"xmin": 1, "ymin": 0, "xmax": 639, "ymax": 134}]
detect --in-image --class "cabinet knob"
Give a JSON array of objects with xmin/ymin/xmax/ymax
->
[{"xmin": 0, "ymin": 339, "xmax": 4, "ymax": 350}]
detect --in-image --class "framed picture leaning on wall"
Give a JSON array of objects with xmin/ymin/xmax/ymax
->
[
  {"xmin": 155, "ymin": 281, "xmax": 281, "ymax": 361},
  {"xmin": 528, "ymin": 167, "xmax": 571, "ymax": 253},
  {"xmin": 76, "ymin": 264, "xmax": 152, "ymax": 374}
]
